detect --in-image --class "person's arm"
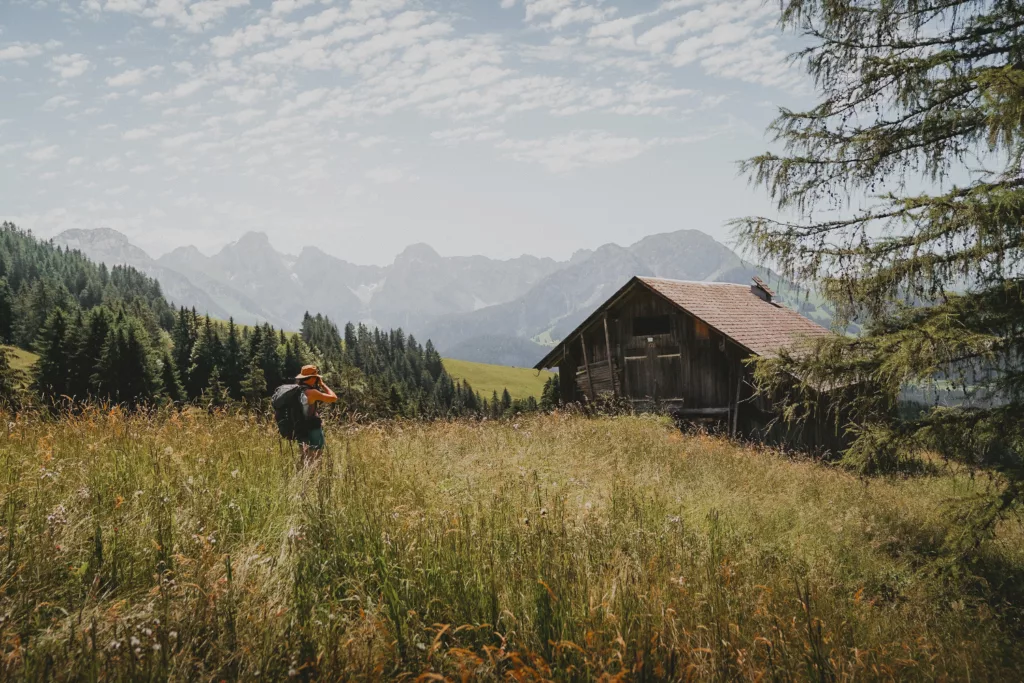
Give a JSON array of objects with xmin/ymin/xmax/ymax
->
[{"xmin": 306, "ymin": 382, "xmax": 337, "ymax": 404}]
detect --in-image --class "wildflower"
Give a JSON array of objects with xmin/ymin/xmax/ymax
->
[
  {"xmin": 153, "ymin": 643, "xmax": 161, "ymax": 652},
  {"xmin": 231, "ymin": 469, "xmax": 240, "ymax": 479},
  {"xmin": 523, "ymin": 517, "xmax": 530, "ymax": 527},
  {"xmin": 540, "ymin": 508, "xmax": 548, "ymax": 518},
  {"xmin": 130, "ymin": 636, "xmax": 141, "ymax": 647},
  {"xmin": 164, "ymin": 447, "xmax": 173, "ymax": 456}
]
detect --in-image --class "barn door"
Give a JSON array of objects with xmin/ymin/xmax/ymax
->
[{"xmin": 645, "ymin": 338, "xmax": 659, "ymax": 400}]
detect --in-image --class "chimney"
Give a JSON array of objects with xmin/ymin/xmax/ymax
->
[{"xmin": 751, "ymin": 276, "xmax": 774, "ymax": 303}]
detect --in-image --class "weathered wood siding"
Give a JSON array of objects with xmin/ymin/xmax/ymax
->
[
  {"xmin": 552, "ymin": 281, "xmax": 848, "ymax": 453},
  {"xmin": 562, "ymin": 287, "xmax": 735, "ymax": 409}
]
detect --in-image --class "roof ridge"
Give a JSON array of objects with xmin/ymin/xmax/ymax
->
[{"xmin": 638, "ymin": 276, "xmax": 747, "ymax": 287}]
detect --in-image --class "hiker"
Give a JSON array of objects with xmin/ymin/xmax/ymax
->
[
  {"xmin": 271, "ymin": 365, "xmax": 337, "ymax": 461},
  {"xmin": 294, "ymin": 365, "xmax": 337, "ymax": 457}
]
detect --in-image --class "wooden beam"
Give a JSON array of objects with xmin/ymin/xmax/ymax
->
[
  {"xmin": 580, "ymin": 334, "xmax": 595, "ymax": 401},
  {"xmin": 675, "ymin": 407, "xmax": 731, "ymax": 416},
  {"xmin": 603, "ymin": 314, "xmax": 617, "ymax": 398},
  {"xmin": 731, "ymin": 366, "xmax": 742, "ymax": 437}
]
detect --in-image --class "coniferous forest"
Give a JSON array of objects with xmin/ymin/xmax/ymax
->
[{"xmin": 0, "ymin": 222, "xmax": 544, "ymax": 418}]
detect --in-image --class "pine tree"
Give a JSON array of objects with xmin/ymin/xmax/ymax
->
[
  {"xmin": 160, "ymin": 350, "xmax": 186, "ymax": 405},
  {"xmin": 500, "ymin": 388, "xmax": 512, "ymax": 416},
  {"xmin": 204, "ymin": 367, "xmax": 228, "ymax": 410},
  {"xmin": 93, "ymin": 328, "xmax": 126, "ymax": 404},
  {"xmin": 77, "ymin": 307, "xmax": 112, "ymax": 399},
  {"xmin": 171, "ymin": 307, "xmax": 196, "ymax": 391},
  {"xmin": 0, "ymin": 346, "xmax": 25, "ymax": 410},
  {"xmin": 63, "ymin": 310, "xmax": 89, "ymax": 400},
  {"xmin": 33, "ymin": 308, "xmax": 72, "ymax": 402},
  {"xmin": 734, "ymin": 1, "xmax": 1024, "ymax": 512},
  {"xmin": 117, "ymin": 320, "xmax": 160, "ymax": 408},
  {"xmin": 256, "ymin": 324, "xmax": 284, "ymax": 390},
  {"xmin": 540, "ymin": 375, "xmax": 561, "ymax": 411},
  {"xmin": 0, "ymin": 278, "xmax": 13, "ymax": 344},
  {"xmin": 240, "ymin": 356, "xmax": 267, "ymax": 405},
  {"xmin": 222, "ymin": 318, "xmax": 243, "ymax": 399},
  {"xmin": 187, "ymin": 317, "xmax": 221, "ymax": 399}
]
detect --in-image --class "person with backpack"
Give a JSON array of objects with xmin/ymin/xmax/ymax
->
[{"xmin": 271, "ymin": 365, "xmax": 337, "ymax": 460}]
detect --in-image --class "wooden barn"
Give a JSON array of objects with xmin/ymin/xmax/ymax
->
[{"xmin": 534, "ymin": 276, "xmax": 845, "ymax": 451}]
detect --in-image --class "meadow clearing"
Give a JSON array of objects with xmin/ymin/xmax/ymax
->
[
  {"xmin": 0, "ymin": 409, "xmax": 1021, "ymax": 681},
  {"xmin": 442, "ymin": 359, "xmax": 554, "ymax": 400}
]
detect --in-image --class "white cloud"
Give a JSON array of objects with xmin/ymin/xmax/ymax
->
[
  {"xmin": 162, "ymin": 131, "xmax": 204, "ymax": 148},
  {"xmin": 48, "ymin": 53, "xmax": 91, "ymax": 79},
  {"xmin": 496, "ymin": 131, "xmax": 656, "ymax": 172},
  {"xmin": 26, "ymin": 145, "xmax": 60, "ymax": 162},
  {"xmin": 365, "ymin": 166, "xmax": 406, "ymax": 183},
  {"xmin": 102, "ymin": 0, "xmax": 250, "ymax": 33},
  {"xmin": 141, "ymin": 77, "xmax": 208, "ymax": 102},
  {"xmin": 270, "ymin": 0, "xmax": 317, "ymax": 16},
  {"xmin": 431, "ymin": 126, "xmax": 504, "ymax": 145},
  {"xmin": 41, "ymin": 95, "xmax": 78, "ymax": 111},
  {"xmin": 0, "ymin": 43, "xmax": 45, "ymax": 61},
  {"xmin": 68, "ymin": 156, "xmax": 85, "ymax": 166},
  {"xmin": 123, "ymin": 124, "xmax": 165, "ymax": 140},
  {"xmin": 106, "ymin": 65, "xmax": 163, "ymax": 87}
]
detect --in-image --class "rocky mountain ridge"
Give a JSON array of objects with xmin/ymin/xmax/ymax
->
[{"xmin": 53, "ymin": 228, "xmax": 830, "ymax": 367}]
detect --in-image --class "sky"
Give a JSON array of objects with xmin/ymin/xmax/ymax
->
[{"xmin": 0, "ymin": 0, "xmax": 813, "ymax": 265}]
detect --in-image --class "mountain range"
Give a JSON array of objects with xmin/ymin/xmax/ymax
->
[{"xmin": 53, "ymin": 228, "xmax": 833, "ymax": 367}]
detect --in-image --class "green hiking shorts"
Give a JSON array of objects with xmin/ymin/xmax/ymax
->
[{"xmin": 300, "ymin": 427, "xmax": 326, "ymax": 449}]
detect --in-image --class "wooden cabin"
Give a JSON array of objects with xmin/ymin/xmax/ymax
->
[{"xmin": 534, "ymin": 276, "xmax": 845, "ymax": 451}]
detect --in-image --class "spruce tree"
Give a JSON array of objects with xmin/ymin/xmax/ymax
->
[
  {"xmin": 540, "ymin": 375, "xmax": 561, "ymax": 411},
  {"xmin": 117, "ymin": 320, "xmax": 159, "ymax": 408},
  {"xmin": 78, "ymin": 307, "xmax": 112, "ymax": 399},
  {"xmin": 0, "ymin": 278, "xmax": 13, "ymax": 344},
  {"xmin": 160, "ymin": 350, "xmax": 186, "ymax": 405},
  {"xmin": 33, "ymin": 308, "xmax": 72, "ymax": 402},
  {"xmin": 171, "ymin": 307, "xmax": 196, "ymax": 391},
  {"xmin": 93, "ymin": 328, "xmax": 125, "ymax": 404},
  {"xmin": 222, "ymin": 318, "xmax": 243, "ymax": 399},
  {"xmin": 735, "ymin": 2, "xmax": 1024, "ymax": 513},
  {"xmin": 0, "ymin": 346, "xmax": 25, "ymax": 410},
  {"xmin": 63, "ymin": 310, "xmax": 89, "ymax": 400},
  {"xmin": 187, "ymin": 317, "xmax": 221, "ymax": 399},
  {"xmin": 204, "ymin": 367, "xmax": 228, "ymax": 410},
  {"xmin": 240, "ymin": 356, "xmax": 267, "ymax": 405},
  {"xmin": 500, "ymin": 388, "xmax": 512, "ymax": 416}
]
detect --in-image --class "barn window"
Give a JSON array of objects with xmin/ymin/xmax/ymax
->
[
  {"xmin": 633, "ymin": 315, "xmax": 671, "ymax": 337},
  {"xmin": 694, "ymin": 319, "xmax": 710, "ymax": 341}
]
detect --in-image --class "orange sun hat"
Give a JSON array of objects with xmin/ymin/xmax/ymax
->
[{"xmin": 296, "ymin": 365, "xmax": 321, "ymax": 381}]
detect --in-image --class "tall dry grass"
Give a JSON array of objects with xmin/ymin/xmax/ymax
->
[{"xmin": 0, "ymin": 408, "xmax": 1021, "ymax": 680}]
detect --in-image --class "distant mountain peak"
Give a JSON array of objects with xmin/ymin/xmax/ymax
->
[
  {"xmin": 59, "ymin": 226, "xmax": 132, "ymax": 243},
  {"xmin": 396, "ymin": 242, "xmax": 441, "ymax": 262},
  {"xmin": 231, "ymin": 231, "xmax": 273, "ymax": 250}
]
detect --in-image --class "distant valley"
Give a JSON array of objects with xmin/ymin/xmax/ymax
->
[{"xmin": 54, "ymin": 228, "xmax": 834, "ymax": 367}]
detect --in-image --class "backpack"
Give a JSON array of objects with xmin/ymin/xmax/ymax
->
[{"xmin": 271, "ymin": 383, "xmax": 310, "ymax": 441}]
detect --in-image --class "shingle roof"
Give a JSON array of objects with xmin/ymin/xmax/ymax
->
[{"xmin": 637, "ymin": 277, "xmax": 831, "ymax": 357}]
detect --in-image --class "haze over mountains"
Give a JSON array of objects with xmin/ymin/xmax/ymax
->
[{"xmin": 54, "ymin": 228, "xmax": 830, "ymax": 367}]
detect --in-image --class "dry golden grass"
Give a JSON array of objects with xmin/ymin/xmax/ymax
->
[{"xmin": 0, "ymin": 409, "xmax": 1021, "ymax": 680}]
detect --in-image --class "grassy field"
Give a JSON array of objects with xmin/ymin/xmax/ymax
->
[
  {"xmin": 3, "ymin": 345, "xmax": 38, "ymax": 388},
  {"xmin": 0, "ymin": 409, "xmax": 1021, "ymax": 680},
  {"xmin": 443, "ymin": 357, "xmax": 554, "ymax": 400},
  {"xmin": 3, "ymin": 345, "xmax": 38, "ymax": 375}
]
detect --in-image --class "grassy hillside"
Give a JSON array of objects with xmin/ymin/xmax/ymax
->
[
  {"xmin": 444, "ymin": 357, "xmax": 554, "ymax": 399},
  {"xmin": 3, "ymin": 345, "xmax": 38, "ymax": 375},
  {"xmin": 0, "ymin": 410, "xmax": 1020, "ymax": 679}
]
